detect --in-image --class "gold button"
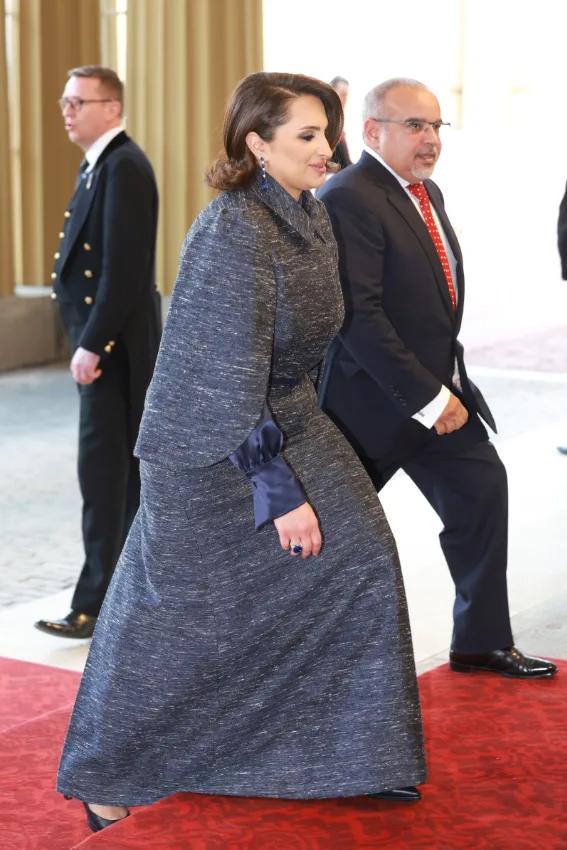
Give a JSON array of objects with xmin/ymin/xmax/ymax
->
[
  {"xmin": 104, "ymin": 344, "xmax": 112, "ymax": 353},
  {"xmin": 50, "ymin": 292, "xmax": 57, "ymax": 300},
  {"xmin": 51, "ymin": 272, "xmax": 57, "ymax": 280},
  {"xmin": 84, "ymin": 296, "xmax": 93, "ymax": 305},
  {"xmin": 84, "ymin": 270, "xmax": 93, "ymax": 278},
  {"xmin": 109, "ymin": 340, "xmax": 115, "ymax": 346},
  {"xmin": 64, "ymin": 211, "xmax": 71, "ymax": 218},
  {"xmin": 54, "ymin": 252, "xmax": 60, "ymax": 259},
  {"xmin": 83, "ymin": 242, "xmax": 92, "ymax": 251},
  {"xmin": 59, "ymin": 231, "xmax": 65, "ymax": 238}
]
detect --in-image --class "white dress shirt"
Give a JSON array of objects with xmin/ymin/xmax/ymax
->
[{"xmin": 84, "ymin": 126, "xmax": 124, "ymax": 172}]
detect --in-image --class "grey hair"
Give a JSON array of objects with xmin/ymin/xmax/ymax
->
[{"xmin": 362, "ymin": 77, "xmax": 428, "ymax": 121}]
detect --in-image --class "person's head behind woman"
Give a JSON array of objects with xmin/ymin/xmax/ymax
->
[
  {"xmin": 330, "ymin": 76, "xmax": 349, "ymax": 109},
  {"xmin": 207, "ymin": 72, "xmax": 343, "ymax": 199}
]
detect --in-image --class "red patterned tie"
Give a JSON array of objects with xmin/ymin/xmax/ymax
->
[{"xmin": 407, "ymin": 182, "xmax": 457, "ymax": 311}]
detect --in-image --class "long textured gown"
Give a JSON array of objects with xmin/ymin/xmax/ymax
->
[{"xmin": 57, "ymin": 172, "xmax": 426, "ymax": 805}]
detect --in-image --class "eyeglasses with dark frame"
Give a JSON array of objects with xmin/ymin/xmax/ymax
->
[
  {"xmin": 369, "ymin": 117, "xmax": 450, "ymax": 134},
  {"xmin": 57, "ymin": 97, "xmax": 117, "ymax": 113}
]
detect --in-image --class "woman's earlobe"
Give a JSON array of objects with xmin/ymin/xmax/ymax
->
[{"xmin": 245, "ymin": 131, "xmax": 264, "ymax": 160}]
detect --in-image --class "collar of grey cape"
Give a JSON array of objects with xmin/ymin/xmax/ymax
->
[{"xmin": 250, "ymin": 170, "xmax": 329, "ymax": 244}]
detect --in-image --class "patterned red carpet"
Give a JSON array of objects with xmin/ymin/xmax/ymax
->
[{"xmin": 1, "ymin": 656, "xmax": 566, "ymax": 850}]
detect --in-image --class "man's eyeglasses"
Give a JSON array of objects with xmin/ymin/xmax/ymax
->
[
  {"xmin": 57, "ymin": 97, "xmax": 116, "ymax": 113},
  {"xmin": 369, "ymin": 117, "xmax": 450, "ymax": 134}
]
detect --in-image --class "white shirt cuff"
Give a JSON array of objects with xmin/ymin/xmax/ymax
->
[{"xmin": 412, "ymin": 385, "xmax": 450, "ymax": 430}]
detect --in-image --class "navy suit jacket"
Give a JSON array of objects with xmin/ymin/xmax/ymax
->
[{"xmin": 318, "ymin": 152, "xmax": 494, "ymax": 462}]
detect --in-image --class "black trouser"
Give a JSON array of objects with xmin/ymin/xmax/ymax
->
[
  {"xmin": 70, "ymin": 342, "xmax": 140, "ymax": 616},
  {"xmin": 361, "ymin": 439, "xmax": 513, "ymax": 653}
]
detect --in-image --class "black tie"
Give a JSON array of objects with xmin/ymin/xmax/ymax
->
[{"xmin": 74, "ymin": 159, "xmax": 89, "ymax": 190}]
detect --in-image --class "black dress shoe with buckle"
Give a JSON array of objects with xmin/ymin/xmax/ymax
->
[
  {"xmin": 450, "ymin": 647, "xmax": 557, "ymax": 678},
  {"xmin": 367, "ymin": 786, "xmax": 421, "ymax": 802},
  {"xmin": 82, "ymin": 802, "xmax": 130, "ymax": 832},
  {"xmin": 34, "ymin": 610, "xmax": 97, "ymax": 639}
]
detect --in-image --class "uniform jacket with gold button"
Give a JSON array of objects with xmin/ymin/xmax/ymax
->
[{"xmin": 52, "ymin": 131, "xmax": 161, "ymax": 420}]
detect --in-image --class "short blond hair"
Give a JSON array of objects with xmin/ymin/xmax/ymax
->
[{"xmin": 67, "ymin": 65, "xmax": 124, "ymax": 113}]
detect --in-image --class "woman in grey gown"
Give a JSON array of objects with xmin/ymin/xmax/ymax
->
[{"xmin": 58, "ymin": 72, "xmax": 426, "ymax": 831}]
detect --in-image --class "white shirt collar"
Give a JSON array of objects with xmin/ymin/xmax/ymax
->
[
  {"xmin": 363, "ymin": 144, "xmax": 413, "ymax": 189},
  {"xmin": 84, "ymin": 126, "xmax": 124, "ymax": 171}
]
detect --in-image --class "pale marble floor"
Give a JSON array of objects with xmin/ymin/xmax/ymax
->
[{"xmin": 1, "ymin": 364, "xmax": 566, "ymax": 676}]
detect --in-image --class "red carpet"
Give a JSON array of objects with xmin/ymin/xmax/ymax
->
[
  {"xmin": 0, "ymin": 658, "xmax": 85, "ymax": 850},
  {"xmin": 1, "ymin": 657, "xmax": 566, "ymax": 850}
]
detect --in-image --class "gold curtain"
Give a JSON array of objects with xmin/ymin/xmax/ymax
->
[
  {"xmin": 127, "ymin": 0, "xmax": 263, "ymax": 293},
  {"xmin": 0, "ymin": 0, "xmax": 14, "ymax": 297},
  {"xmin": 16, "ymin": 0, "xmax": 101, "ymax": 285}
]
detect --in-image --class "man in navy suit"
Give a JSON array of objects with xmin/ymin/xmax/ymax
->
[
  {"xmin": 36, "ymin": 66, "xmax": 161, "ymax": 638},
  {"xmin": 319, "ymin": 78, "xmax": 555, "ymax": 678}
]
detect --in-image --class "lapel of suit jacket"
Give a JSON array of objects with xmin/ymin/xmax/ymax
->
[
  {"xmin": 59, "ymin": 132, "xmax": 130, "ymax": 272},
  {"xmin": 360, "ymin": 154, "xmax": 456, "ymax": 322}
]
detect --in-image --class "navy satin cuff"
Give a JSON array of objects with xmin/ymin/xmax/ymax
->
[
  {"xmin": 230, "ymin": 411, "xmax": 285, "ymax": 468},
  {"xmin": 229, "ymin": 407, "xmax": 305, "ymax": 528},
  {"xmin": 246, "ymin": 455, "xmax": 306, "ymax": 529}
]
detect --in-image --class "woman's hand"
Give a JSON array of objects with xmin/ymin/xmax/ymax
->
[{"xmin": 273, "ymin": 502, "xmax": 322, "ymax": 559}]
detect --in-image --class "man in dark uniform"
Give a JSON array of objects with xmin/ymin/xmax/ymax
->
[{"xmin": 35, "ymin": 66, "xmax": 161, "ymax": 638}]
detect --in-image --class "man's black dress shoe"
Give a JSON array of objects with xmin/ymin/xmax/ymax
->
[
  {"xmin": 367, "ymin": 786, "xmax": 421, "ymax": 802},
  {"xmin": 450, "ymin": 647, "xmax": 557, "ymax": 678},
  {"xmin": 82, "ymin": 802, "xmax": 129, "ymax": 832},
  {"xmin": 34, "ymin": 610, "xmax": 96, "ymax": 639}
]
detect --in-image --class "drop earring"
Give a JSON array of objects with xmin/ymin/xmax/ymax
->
[{"xmin": 260, "ymin": 155, "xmax": 268, "ymax": 190}]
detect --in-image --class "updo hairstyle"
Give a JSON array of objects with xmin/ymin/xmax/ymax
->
[{"xmin": 206, "ymin": 71, "xmax": 343, "ymax": 191}]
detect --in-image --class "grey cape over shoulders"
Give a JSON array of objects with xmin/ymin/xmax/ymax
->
[
  {"xmin": 136, "ymin": 177, "xmax": 339, "ymax": 468},
  {"xmin": 57, "ymin": 172, "xmax": 426, "ymax": 805}
]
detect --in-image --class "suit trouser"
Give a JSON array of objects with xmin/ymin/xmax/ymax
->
[
  {"xmin": 70, "ymin": 343, "xmax": 140, "ymax": 616},
  {"xmin": 361, "ymin": 439, "xmax": 514, "ymax": 654}
]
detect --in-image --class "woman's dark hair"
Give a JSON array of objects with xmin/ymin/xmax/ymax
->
[{"xmin": 207, "ymin": 72, "xmax": 343, "ymax": 191}]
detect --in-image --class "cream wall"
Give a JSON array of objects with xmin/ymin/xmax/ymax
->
[{"xmin": 263, "ymin": 0, "xmax": 567, "ymax": 347}]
